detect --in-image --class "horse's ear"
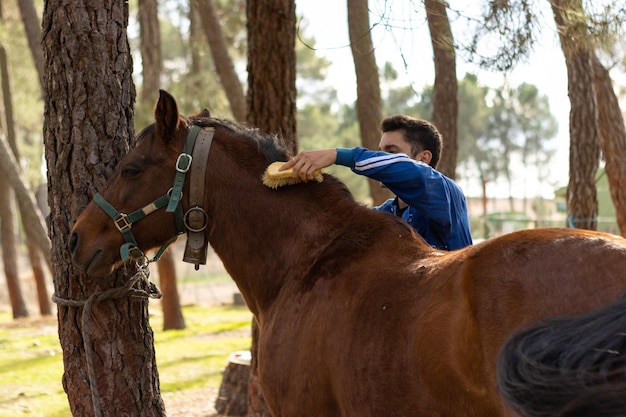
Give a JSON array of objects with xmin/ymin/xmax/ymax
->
[
  {"xmin": 200, "ymin": 108, "xmax": 210, "ymax": 118},
  {"xmin": 154, "ymin": 90, "xmax": 181, "ymax": 142}
]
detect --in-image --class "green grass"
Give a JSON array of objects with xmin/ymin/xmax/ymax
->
[{"xmin": 0, "ymin": 305, "xmax": 252, "ymax": 417}]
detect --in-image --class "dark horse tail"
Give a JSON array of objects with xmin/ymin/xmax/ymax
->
[{"xmin": 497, "ymin": 295, "xmax": 626, "ymax": 417}]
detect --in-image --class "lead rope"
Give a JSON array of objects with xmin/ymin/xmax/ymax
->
[{"xmin": 52, "ymin": 260, "xmax": 162, "ymax": 417}]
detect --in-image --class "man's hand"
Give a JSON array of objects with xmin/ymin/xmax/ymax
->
[{"xmin": 280, "ymin": 149, "xmax": 337, "ymax": 181}]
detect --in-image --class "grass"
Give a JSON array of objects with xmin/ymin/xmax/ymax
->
[{"xmin": 0, "ymin": 304, "xmax": 252, "ymax": 417}]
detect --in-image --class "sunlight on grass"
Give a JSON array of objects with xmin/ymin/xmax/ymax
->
[{"xmin": 0, "ymin": 305, "xmax": 252, "ymax": 417}]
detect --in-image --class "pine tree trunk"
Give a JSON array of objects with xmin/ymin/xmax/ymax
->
[
  {"xmin": 197, "ymin": 0, "xmax": 247, "ymax": 121},
  {"xmin": 0, "ymin": 175, "xmax": 29, "ymax": 319},
  {"xmin": 16, "ymin": 0, "xmax": 44, "ymax": 91},
  {"xmin": 42, "ymin": 1, "xmax": 165, "ymax": 415},
  {"xmin": 347, "ymin": 0, "xmax": 390, "ymax": 205},
  {"xmin": 26, "ymin": 239, "xmax": 52, "ymax": 315},
  {"xmin": 157, "ymin": 249, "xmax": 185, "ymax": 330},
  {"xmin": 591, "ymin": 55, "xmax": 626, "ymax": 236},
  {"xmin": 138, "ymin": 0, "xmax": 161, "ymax": 103},
  {"xmin": 425, "ymin": 0, "xmax": 458, "ymax": 179},
  {"xmin": 246, "ymin": 1, "xmax": 297, "ymax": 415},
  {"xmin": 550, "ymin": 0, "xmax": 599, "ymax": 230}
]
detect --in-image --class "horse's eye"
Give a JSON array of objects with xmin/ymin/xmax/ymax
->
[{"xmin": 121, "ymin": 165, "xmax": 142, "ymax": 178}]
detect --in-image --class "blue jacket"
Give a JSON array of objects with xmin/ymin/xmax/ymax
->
[{"xmin": 336, "ymin": 147, "xmax": 472, "ymax": 250}]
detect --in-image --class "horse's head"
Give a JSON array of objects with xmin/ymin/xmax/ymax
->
[{"xmin": 70, "ymin": 90, "xmax": 195, "ymax": 277}]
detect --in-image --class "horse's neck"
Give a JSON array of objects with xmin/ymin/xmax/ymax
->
[{"xmin": 206, "ymin": 177, "xmax": 336, "ymax": 316}]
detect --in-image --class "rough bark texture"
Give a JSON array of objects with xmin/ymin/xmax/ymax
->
[
  {"xmin": 216, "ymin": 361, "xmax": 250, "ymax": 416},
  {"xmin": 347, "ymin": 0, "xmax": 390, "ymax": 205},
  {"xmin": 246, "ymin": 1, "xmax": 296, "ymax": 415},
  {"xmin": 196, "ymin": 0, "xmax": 247, "ymax": 121},
  {"xmin": 425, "ymin": 0, "xmax": 458, "ymax": 179},
  {"xmin": 550, "ymin": 0, "xmax": 599, "ymax": 230},
  {"xmin": 42, "ymin": 1, "xmax": 165, "ymax": 416},
  {"xmin": 592, "ymin": 55, "xmax": 626, "ymax": 237},
  {"xmin": 247, "ymin": 0, "xmax": 297, "ymax": 152}
]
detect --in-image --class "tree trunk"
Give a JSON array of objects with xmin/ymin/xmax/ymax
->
[
  {"xmin": 196, "ymin": 0, "xmax": 247, "ymax": 121},
  {"xmin": 425, "ymin": 0, "xmax": 458, "ymax": 179},
  {"xmin": 138, "ymin": 0, "xmax": 161, "ymax": 104},
  {"xmin": 137, "ymin": 0, "xmax": 185, "ymax": 332},
  {"xmin": 157, "ymin": 249, "xmax": 185, "ymax": 330},
  {"xmin": 247, "ymin": 0, "xmax": 297, "ymax": 151},
  {"xmin": 550, "ymin": 0, "xmax": 599, "ymax": 230},
  {"xmin": 347, "ymin": 0, "xmax": 390, "ymax": 205},
  {"xmin": 0, "ymin": 40, "xmax": 52, "ymax": 315},
  {"xmin": 42, "ymin": 1, "xmax": 165, "ymax": 416},
  {"xmin": 26, "ymin": 238, "xmax": 52, "ymax": 315},
  {"xmin": 246, "ymin": 1, "xmax": 296, "ymax": 415},
  {"xmin": 16, "ymin": 0, "xmax": 44, "ymax": 92},
  {"xmin": 0, "ymin": 175, "xmax": 29, "ymax": 318},
  {"xmin": 591, "ymin": 55, "xmax": 626, "ymax": 237}
]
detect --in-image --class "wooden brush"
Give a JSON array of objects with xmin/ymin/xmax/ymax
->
[{"xmin": 262, "ymin": 161, "xmax": 323, "ymax": 189}]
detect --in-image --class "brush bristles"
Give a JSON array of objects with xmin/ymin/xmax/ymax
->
[{"xmin": 262, "ymin": 162, "xmax": 323, "ymax": 189}]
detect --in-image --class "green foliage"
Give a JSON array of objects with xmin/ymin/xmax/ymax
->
[{"xmin": 0, "ymin": 304, "xmax": 252, "ymax": 417}]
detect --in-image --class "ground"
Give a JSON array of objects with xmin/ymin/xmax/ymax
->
[{"xmin": 0, "ymin": 244, "xmax": 246, "ymax": 417}]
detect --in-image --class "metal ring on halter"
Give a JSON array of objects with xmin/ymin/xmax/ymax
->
[
  {"xmin": 135, "ymin": 254, "xmax": 149, "ymax": 269},
  {"xmin": 183, "ymin": 206, "xmax": 208, "ymax": 233}
]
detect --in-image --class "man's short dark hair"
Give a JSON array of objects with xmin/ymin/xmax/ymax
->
[{"xmin": 381, "ymin": 115, "xmax": 442, "ymax": 168}]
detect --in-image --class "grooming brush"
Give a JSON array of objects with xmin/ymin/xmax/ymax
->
[{"xmin": 262, "ymin": 161, "xmax": 324, "ymax": 189}]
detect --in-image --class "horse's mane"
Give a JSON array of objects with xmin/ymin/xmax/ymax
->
[
  {"xmin": 190, "ymin": 115, "xmax": 289, "ymax": 163},
  {"xmin": 498, "ymin": 294, "xmax": 626, "ymax": 417}
]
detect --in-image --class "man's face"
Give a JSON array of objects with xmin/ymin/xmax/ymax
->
[{"xmin": 379, "ymin": 131, "xmax": 413, "ymax": 157}]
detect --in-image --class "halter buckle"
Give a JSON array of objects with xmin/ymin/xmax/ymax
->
[
  {"xmin": 176, "ymin": 153, "xmax": 192, "ymax": 173},
  {"xmin": 114, "ymin": 214, "xmax": 132, "ymax": 232}
]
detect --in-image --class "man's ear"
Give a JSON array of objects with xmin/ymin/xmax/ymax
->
[{"xmin": 420, "ymin": 150, "xmax": 433, "ymax": 165}]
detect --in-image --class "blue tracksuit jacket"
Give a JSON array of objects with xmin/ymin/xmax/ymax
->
[{"xmin": 335, "ymin": 147, "xmax": 472, "ymax": 250}]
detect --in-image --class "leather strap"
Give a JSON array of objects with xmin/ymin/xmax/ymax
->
[{"xmin": 183, "ymin": 127, "xmax": 214, "ymax": 266}]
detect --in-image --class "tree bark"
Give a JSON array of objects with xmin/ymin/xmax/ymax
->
[
  {"xmin": 425, "ymin": 0, "xmax": 458, "ymax": 179},
  {"xmin": 347, "ymin": 0, "xmax": 390, "ymax": 205},
  {"xmin": 196, "ymin": 0, "xmax": 247, "ymax": 121},
  {"xmin": 591, "ymin": 55, "xmax": 626, "ymax": 237},
  {"xmin": 550, "ymin": 0, "xmax": 599, "ymax": 230},
  {"xmin": 246, "ymin": 1, "xmax": 296, "ymax": 415},
  {"xmin": 247, "ymin": 0, "xmax": 297, "ymax": 151},
  {"xmin": 42, "ymin": 1, "xmax": 165, "ymax": 416},
  {"xmin": 16, "ymin": 0, "xmax": 44, "ymax": 92}
]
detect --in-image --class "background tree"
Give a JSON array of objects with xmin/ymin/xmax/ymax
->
[
  {"xmin": 246, "ymin": 1, "xmax": 296, "ymax": 415},
  {"xmin": 550, "ymin": 0, "xmax": 600, "ymax": 230},
  {"xmin": 425, "ymin": 0, "xmax": 458, "ymax": 179},
  {"xmin": 592, "ymin": 55, "xmax": 626, "ymax": 236},
  {"xmin": 42, "ymin": 0, "xmax": 165, "ymax": 415},
  {"xmin": 0, "ymin": 40, "xmax": 28, "ymax": 319},
  {"xmin": 196, "ymin": 0, "xmax": 247, "ymax": 121},
  {"xmin": 347, "ymin": 0, "xmax": 389, "ymax": 205},
  {"xmin": 137, "ymin": 0, "xmax": 185, "ymax": 331}
]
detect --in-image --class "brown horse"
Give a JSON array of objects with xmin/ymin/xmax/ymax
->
[
  {"xmin": 498, "ymin": 294, "xmax": 626, "ymax": 417},
  {"xmin": 70, "ymin": 90, "xmax": 626, "ymax": 417}
]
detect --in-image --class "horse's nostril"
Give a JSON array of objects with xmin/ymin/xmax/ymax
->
[{"xmin": 69, "ymin": 232, "xmax": 78, "ymax": 254}]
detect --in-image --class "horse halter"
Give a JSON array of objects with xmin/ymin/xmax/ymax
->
[{"xmin": 93, "ymin": 124, "xmax": 214, "ymax": 269}]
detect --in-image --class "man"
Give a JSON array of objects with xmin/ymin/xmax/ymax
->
[{"xmin": 281, "ymin": 114, "xmax": 472, "ymax": 250}]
